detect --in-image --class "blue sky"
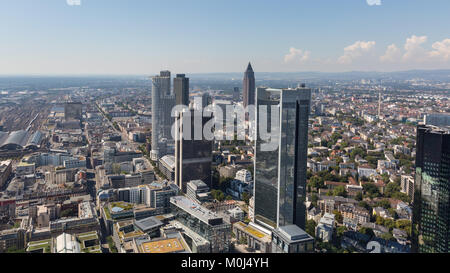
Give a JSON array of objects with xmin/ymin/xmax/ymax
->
[{"xmin": 1, "ymin": 0, "xmax": 449, "ymax": 75}]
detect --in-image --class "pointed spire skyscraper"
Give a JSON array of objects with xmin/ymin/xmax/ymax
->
[{"xmin": 243, "ymin": 62, "xmax": 255, "ymax": 112}]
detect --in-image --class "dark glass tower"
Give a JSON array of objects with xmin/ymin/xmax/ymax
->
[
  {"xmin": 412, "ymin": 125, "xmax": 450, "ymax": 253},
  {"xmin": 243, "ymin": 62, "xmax": 255, "ymax": 110},
  {"xmin": 174, "ymin": 74, "xmax": 190, "ymax": 107},
  {"xmin": 175, "ymin": 109, "xmax": 213, "ymax": 193},
  {"xmin": 253, "ymin": 86, "xmax": 311, "ymax": 230}
]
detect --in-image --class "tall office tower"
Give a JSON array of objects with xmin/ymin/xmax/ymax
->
[
  {"xmin": 151, "ymin": 71, "xmax": 175, "ymax": 161},
  {"xmin": 253, "ymin": 86, "xmax": 311, "ymax": 230},
  {"xmin": 412, "ymin": 125, "xmax": 450, "ymax": 253},
  {"xmin": 243, "ymin": 62, "xmax": 255, "ymax": 111},
  {"xmin": 174, "ymin": 74, "xmax": 190, "ymax": 107},
  {"xmin": 202, "ymin": 92, "xmax": 212, "ymax": 109},
  {"xmin": 175, "ymin": 109, "xmax": 213, "ymax": 193},
  {"xmin": 233, "ymin": 87, "xmax": 240, "ymax": 102},
  {"xmin": 64, "ymin": 102, "xmax": 82, "ymax": 121}
]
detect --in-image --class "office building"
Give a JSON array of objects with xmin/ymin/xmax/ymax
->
[
  {"xmin": 151, "ymin": 71, "xmax": 175, "ymax": 160},
  {"xmin": 186, "ymin": 180, "xmax": 211, "ymax": 203},
  {"xmin": 253, "ymin": 86, "xmax": 311, "ymax": 230},
  {"xmin": 412, "ymin": 125, "xmax": 450, "ymax": 253},
  {"xmin": 243, "ymin": 62, "xmax": 255, "ymax": 110},
  {"xmin": 174, "ymin": 74, "xmax": 190, "ymax": 107},
  {"xmin": 170, "ymin": 196, "xmax": 231, "ymax": 253},
  {"xmin": 202, "ymin": 92, "xmax": 212, "ymax": 109},
  {"xmin": 233, "ymin": 87, "xmax": 240, "ymax": 102},
  {"xmin": 0, "ymin": 160, "xmax": 12, "ymax": 189},
  {"xmin": 271, "ymin": 225, "xmax": 314, "ymax": 253},
  {"xmin": 315, "ymin": 213, "xmax": 335, "ymax": 242},
  {"xmin": 158, "ymin": 155, "xmax": 176, "ymax": 181},
  {"xmin": 175, "ymin": 109, "xmax": 213, "ymax": 193}
]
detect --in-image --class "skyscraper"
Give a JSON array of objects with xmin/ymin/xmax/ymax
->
[
  {"xmin": 253, "ymin": 86, "xmax": 311, "ymax": 230},
  {"xmin": 151, "ymin": 71, "xmax": 175, "ymax": 161},
  {"xmin": 175, "ymin": 109, "xmax": 213, "ymax": 193},
  {"xmin": 233, "ymin": 87, "xmax": 240, "ymax": 102},
  {"xmin": 412, "ymin": 125, "xmax": 450, "ymax": 253},
  {"xmin": 174, "ymin": 74, "xmax": 190, "ymax": 107},
  {"xmin": 202, "ymin": 93, "xmax": 212, "ymax": 109},
  {"xmin": 243, "ymin": 62, "xmax": 255, "ymax": 111}
]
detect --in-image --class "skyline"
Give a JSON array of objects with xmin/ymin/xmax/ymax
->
[{"xmin": 1, "ymin": 0, "xmax": 450, "ymax": 75}]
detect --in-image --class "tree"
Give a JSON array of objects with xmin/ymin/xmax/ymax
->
[
  {"xmin": 376, "ymin": 216, "xmax": 384, "ymax": 225},
  {"xmin": 211, "ymin": 189, "xmax": 225, "ymax": 202},
  {"xmin": 380, "ymin": 232, "xmax": 395, "ymax": 242},
  {"xmin": 355, "ymin": 192, "xmax": 363, "ymax": 201},
  {"xmin": 107, "ymin": 236, "xmax": 118, "ymax": 253},
  {"xmin": 383, "ymin": 218, "xmax": 396, "ymax": 230},
  {"xmin": 305, "ymin": 220, "xmax": 317, "ymax": 237},
  {"xmin": 385, "ymin": 182, "xmax": 401, "ymax": 197},
  {"xmin": 333, "ymin": 210, "xmax": 343, "ymax": 224},
  {"xmin": 311, "ymin": 194, "xmax": 319, "ymax": 207},
  {"xmin": 363, "ymin": 183, "xmax": 380, "ymax": 198},
  {"xmin": 376, "ymin": 199, "xmax": 391, "ymax": 209},
  {"xmin": 332, "ymin": 185, "xmax": 347, "ymax": 197},
  {"xmin": 359, "ymin": 227, "xmax": 375, "ymax": 237},
  {"xmin": 241, "ymin": 192, "xmax": 250, "ymax": 205},
  {"xmin": 337, "ymin": 226, "xmax": 347, "ymax": 238},
  {"xmin": 309, "ymin": 176, "xmax": 325, "ymax": 190},
  {"xmin": 358, "ymin": 201, "xmax": 371, "ymax": 210}
]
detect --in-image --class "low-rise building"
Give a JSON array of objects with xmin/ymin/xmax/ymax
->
[
  {"xmin": 271, "ymin": 225, "xmax": 314, "ymax": 253},
  {"xmin": 233, "ymin": 222, "xmax": 271, "ymax": 253}
]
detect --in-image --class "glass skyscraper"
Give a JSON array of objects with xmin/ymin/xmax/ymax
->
[
  {"xmin": 253, "ymin": 86, "xmax": 311, "ymax": 230},
  {"xmin": 151, "ymin": 71, "xmax": 175, "ymax": 160},
  {"xmin": 412, "ymin": 125, "xmax": 450, "ymax": 253}
]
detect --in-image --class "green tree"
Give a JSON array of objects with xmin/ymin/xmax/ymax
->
[
  {"xmin": 380, "ymin": 232, "xmax": 395, "ymax": 242},
  {"xmin": 305, "ymin": 220, "xmax": 317, "ymax": 237},
  {"xmin": 363, "ymin": 183, "xmax": 380, "ymax": 198},
  {"xmin": 241, "ymin": 192, "xmax": 250, "ymax": 205},
  {"xmin": 332, "ymin": 185, "xmax": 347, "ymax": 197},
  {"xmin": 376, "ymin": 199, "xmax": 391, "ymax": 209},
  {"xmin": 337, "ymin": 226, "xmax": 347, "ymax": 238},
  {"xmin": 333, "ymin": 210, "xmax": 343, "ymax": 224},
  {"xmin": 359, "ymin": 227, "xmax": 375, "ymax": 237}
]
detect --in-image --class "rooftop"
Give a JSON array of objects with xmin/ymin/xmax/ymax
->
[
  {"xmin": 140, "ymin": 238, "xmax": 186, "ymax": 254},
  {"xmin": 275, "ymin": 225, "xmax": 314, "ymax": 244},
  {"xmin": 170, "ymin": 196, "xmax": 223, "ymax": 226},
  {"xmin": 135, "ymin": 216, "xmax": 164, "ymax": 232}
]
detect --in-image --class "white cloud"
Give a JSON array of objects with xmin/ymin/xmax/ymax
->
[
  {"xmin": 338, "ymin": 41, "xmax": 376, "ymax": 64},
  {"xmin": 402, "ymin": 35, "xmax": 427, "ymax": 61},
  {"xmin": 366, "ymin": 0, "xmax": 381, "ymax": 6},
  {"xmin": 428, "ymin": 38, "xmax": 450, "ymax": 61},
  {"xmin": 380, "ymin": 44, "xmax": 401, "ymax": 62},
  {"xmin": 284, "ymin": 47, "xmax": 311, "ymax": 63}
]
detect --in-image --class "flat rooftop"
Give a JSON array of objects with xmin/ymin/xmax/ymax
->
[
  {"xmin": 140, "ymin": 238, "xmax": 185, "ymax": 254},
  {"xmin": 170, "ymin": 196, "xmax": 223, "ymax": 225},
  {"xmin": 135, "ymin": 216, "xmax": 164, "ymax": 231},
  {"xmin": 276, "ymin": 225, "xmax": 314, "ymax": 243}
]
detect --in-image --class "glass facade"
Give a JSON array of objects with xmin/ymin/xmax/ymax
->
[
  {"xmin": 170, "ymin": 197, "xmax": 231, "ymax": 253},
  {"xmin": 412, "ymin": 125, "xmax": 450, "ymax": 253},
  {"xmin": 254, "ymin": 87, "xmax": 311, "ymax": 230}
]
